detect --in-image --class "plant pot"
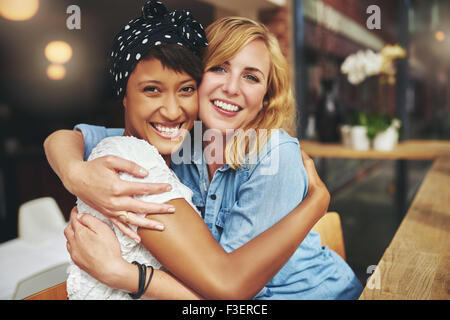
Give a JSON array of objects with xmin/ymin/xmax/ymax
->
[
  {"xmin": 350, "ymin": 125, "xmax": 370, "ymax": 150},
  {"xmin": 373, "ymin": 126, "xmax": 398, "ymax": 151},
  {"xmin": 340, "ymin": 125, "xmax": 352, "ymax": 147}
]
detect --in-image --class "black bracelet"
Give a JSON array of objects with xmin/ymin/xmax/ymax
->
[
  {"xmin": 129, "ymin": 261, "xmax": 154, "ymax": 300},
  {"xmin": 129, "ymin": 261, "xmax": 145, "ymax": 299},
  {"xmin": 143, "ymin": 265, "xmax": 154, "ymax": 295}
]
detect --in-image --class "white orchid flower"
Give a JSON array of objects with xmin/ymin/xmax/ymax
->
[{"xmin": 341, "ymin": 45, "xmax": 405, "ymax": 85}]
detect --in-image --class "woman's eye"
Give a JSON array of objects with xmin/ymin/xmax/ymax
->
[
  {"xmin": 182, "ymin": 86, "xmax": 196, "ymax": 92},
  {"xmin": 209, "ymin": 66, "xmax": 226, "ymax": 73},
  {"xmin": 244, "ymin": 74, "xmax": 259, "ymax": 83},
  {"xmin": 143, "ymin": 86, "xmax": 159, "ymax": 93},
  {"xmin": 180, "ymin": 86, "xmax": 196, "ymax": 94}
]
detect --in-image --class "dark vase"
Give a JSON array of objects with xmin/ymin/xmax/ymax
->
[{"xmin": 315, "ymin": 79, "xmax": 342, "ymax": 142}]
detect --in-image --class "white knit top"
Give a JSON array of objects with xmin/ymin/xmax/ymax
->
[{"xmin": 66, "ymin": 136, "xmax": 199, "ymax": 300}]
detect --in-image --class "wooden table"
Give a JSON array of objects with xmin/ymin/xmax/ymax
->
[
  {"xmin": 301, "ymin": 140, "xmax": 450, "ymax": 160},
  {"xmin": 359, "ymin": 156, "xmax": 450, "ymax": 299},
  {"xmin": 302, "ymin": 140, "xmax": 450, "ymax": 220},
  {"xmin": 301, "ymin": 139, "xmax": 450, "ymax": 299}
]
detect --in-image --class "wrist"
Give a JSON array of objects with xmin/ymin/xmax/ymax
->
[
  {"xmin": 308, "ymin": 186, "xmax": 330, "ymax": 216},
  {"xmin": 105, "ymin": 259, "xmax": 138, "ymax": 293},
  {"xmin": 63, "ymin": 160, "xmax": 85, "ymax": 196}
]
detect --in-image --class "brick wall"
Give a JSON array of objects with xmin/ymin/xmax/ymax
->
[
  {"xmin": 322, "ymin": 0, "xmax": 397, "ymax": 44},
  {"xmin": 258, "ymin": 1, "xmax": 402, "ymax": 123}
]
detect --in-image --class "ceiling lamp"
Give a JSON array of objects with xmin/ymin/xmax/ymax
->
[
  {"xmin": 0, "ymin": 0, "xmax": 39, "ymax": 21},
  {"xmin": 44, "ymin": 41, "xmax": 73, "ymax": 64},
  {"xmin": 46, "ymin": 64, "xmax": 66, "ymax": 81},
  {"xmin": 435, "ymin": 30, "xmax": 445, "ymax": 43}
]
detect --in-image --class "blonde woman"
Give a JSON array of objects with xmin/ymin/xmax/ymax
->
[{"xmin": 46, "ymin": 15, "xmax": 362, "ymax": 299}]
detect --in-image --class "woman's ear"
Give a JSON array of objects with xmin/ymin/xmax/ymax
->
[{"xmin": 122, "ymin": 95, "xmax": 128, "ymax": 109}]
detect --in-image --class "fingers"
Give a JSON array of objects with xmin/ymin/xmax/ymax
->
[
  {"xmin": 300, "ymin": 148, "xmax": 312, "ymax": 162},
  {"xmin": 77, "ymin": 212, "xmax": 110, "ymax": 232},
  {"xmin": 301, "ymin": 149, "xmax": 318, "ymax": 180},
  {"xmin": 65, "ymin": 207, "xmax": 78, "ymax": 255},
  {"xmin": 114, "ymin": 210, "xmax": 165, "ymax": 230},
  {"xmin": 68, "ymin": 207, "xmax": 101, "ymax": 240},
  {"xmin": 118, "ymin": 180, "xmax": 173, "ymax": 197},
  {"xmin": 70, "ymin": 209, "xmax": 85, "ymax": 235},
  {"xmin": 102, "ymin": 155, "xmax": 149, "ymax": 178},
  {"xmin": 300, "ymin": 148, "xmax": 329, "ymax": 203},
  {"xmin": 108, "ymin": 197, "xmax": 175, "ymax": 216},
  {"xmin": 100, "ymin": 155, "xmax": 173, "ymax": 198},
  {"xmin": 64, "ymin": 222, "xmax": 74, "ymax": 241},
  {"xmin": 109, "ymin": 211, "xmax": 166, "ymax": 243},
  {"xmin": 67, "ymin": 206, "xmax": 83, "ymax": 236},
  {"xmin": 300, "ymin": 149, "xmax": 315, "ymax": 170},
  {"xmin": 69, "ymin": 205, "xmax": 79, "ymax": 216},
  {"xmin": 64, "ymin": 223, "xmax": 74, "ymax": 251},
  {"xmin": 110, "ymin": 217, "xmax": 141, "ymax": 243},
  {"xmin": 139, "ymin": 218, "xmax": 166, "ymax": 231}
]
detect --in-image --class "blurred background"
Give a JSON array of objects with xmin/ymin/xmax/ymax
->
[{"xmin": 0, "ymin": 0, "xmax": 449, "ymax": 292}]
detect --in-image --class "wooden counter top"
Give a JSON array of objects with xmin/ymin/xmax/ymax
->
[
  {"xmin": 301, "ymin": 140, "xmax": 450, "ymax": 160},
  {"xmin": 359, "ymin": 156, "xmax": 450, "ymax": 299}
]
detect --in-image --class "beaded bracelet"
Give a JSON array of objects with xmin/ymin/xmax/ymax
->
[{"xmin": 129, "ymin": 261, "xmax": 154, "ymax": 299}]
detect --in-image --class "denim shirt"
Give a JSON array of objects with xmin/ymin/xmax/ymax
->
[{"xmin": 75, "ymin": 124, "xmax": 363, "ymax": 300}]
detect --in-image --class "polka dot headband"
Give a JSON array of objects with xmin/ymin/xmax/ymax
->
[{"xmin": 108, "ymin": 0, "xmax": 208, "ymax": 99}]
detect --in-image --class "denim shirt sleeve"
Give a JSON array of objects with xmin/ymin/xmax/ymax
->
[
  {"xmin": 74, "ymin": 124, "xmax": 124, "ymax": 160},
  {"xmin": 219, "ymin": 140, "xmax": 309, "ymax": 299}
]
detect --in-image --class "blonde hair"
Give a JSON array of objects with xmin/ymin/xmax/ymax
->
[{"xmin": 204, "ymin": 17, "xmax": 297, "ymax": 169}]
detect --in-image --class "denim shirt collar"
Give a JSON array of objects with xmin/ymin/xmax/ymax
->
[
  {"xmin": 192, "ymin": 151, "xmax": 251, "ymax": 179},
  {"xmin": 191, "ymin": 145, "xmax": 250, "ymax": 175}
]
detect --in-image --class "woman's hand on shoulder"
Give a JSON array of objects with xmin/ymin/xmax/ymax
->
[
  {"xmin": 67, "ymin": 155, "xmax": 176, "ymax": 242},
  {"xmin": 301, "ymin": 149, "xmax": 330, "ymax": 217}
]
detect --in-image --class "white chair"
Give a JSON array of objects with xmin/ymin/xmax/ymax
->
[
  {"xmin": 18, "ymin": 197, "xmax": 67, "ymax": 242},
  {"xmin": 12, "ymin": 262, "xmax": 70, "ymax": 300}
]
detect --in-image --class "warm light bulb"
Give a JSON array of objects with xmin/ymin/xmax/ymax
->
[
  {"xmin": 435, "ymin": 30, "xmax": 445, "ymax": 42},
  {"xmin": 46, "ymin": 64, "xmax": 66, "ymax": 80},
  {"xmin": 45, "ymin": 41, "xmax": 73, "ymax": 64},
  {"xmin": 0, "ymin": 0, "xmax": 39, "ymax": 21}
]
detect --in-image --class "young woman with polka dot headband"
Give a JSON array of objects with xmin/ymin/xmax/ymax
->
[{"xmin": 45, "ymin": 1, "xmax": 362, "ymax": 299}]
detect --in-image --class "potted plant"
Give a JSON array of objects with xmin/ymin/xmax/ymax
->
[
  {"xmin": 347, "ymin": 111, "xmax": 371, "ymax": 150},
  {"xmin": 339, "ymin": 45, "xmax": 405, "ymax": 150},
  {"xmin": 372, "ymin": 117, "xmax": 401, "ymax": 151},
  {"xmin": 346, "ymin": 111, "xmax": 401, "ymax": 151}
]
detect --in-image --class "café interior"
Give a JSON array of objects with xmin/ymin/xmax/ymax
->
[{"xmin": 0, "ymin": 0, "xmax": 448, "ymax": 300}]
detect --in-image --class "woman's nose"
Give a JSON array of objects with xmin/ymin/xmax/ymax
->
[
  {"xmin": 160, "ymin": 94, "xmax": 182, "ymax": 120},
  {"xmin": 222, "ymin": 74, "xmax": 240, "ymax": 96}
]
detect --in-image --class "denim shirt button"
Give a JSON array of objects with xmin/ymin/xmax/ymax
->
[{"xmin": 210, "ymin": 194, "xmax": 217, "ymax": 200}]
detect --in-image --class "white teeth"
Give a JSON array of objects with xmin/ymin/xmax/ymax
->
[
  {"xmin": 153, "ymin": 123, "xmax": 181, "ymax": 134},
  {"xmin": 213, "ymin": 100, "xmax": 240, "ymax": 112}
]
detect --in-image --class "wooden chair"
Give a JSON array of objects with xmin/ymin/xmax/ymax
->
[
  {"xmin": 25, "ymin": 212, "xmax": 346, "ymax": 299},
  {"xmin": 312, "ymin": 212, "xmax": 346, "ymax": 260},
  {"xmin": 13, "ymin": 262, "xmax": 70, "ymax": 300},
  {"xmin": 24, "ymin": 281, "xmax": 67, "ymax": 300}
]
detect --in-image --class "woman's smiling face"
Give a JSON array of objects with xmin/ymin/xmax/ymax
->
[
  {"xmin": 123, "ymin": 58, "xmax": 198, "ymax": 155},
  {"xmin": 198, "ymin": 39, "xmax": 270, "ymax": 134}
]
